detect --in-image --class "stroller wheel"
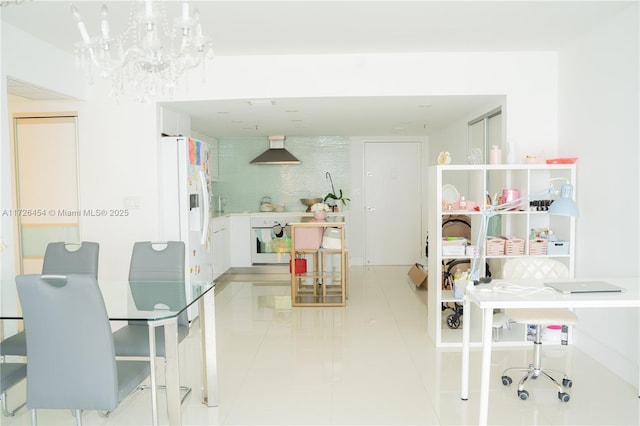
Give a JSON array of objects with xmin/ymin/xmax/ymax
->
[{"xmin": 446, "ymin": 313, "xmax": 461, "ymax": 329}]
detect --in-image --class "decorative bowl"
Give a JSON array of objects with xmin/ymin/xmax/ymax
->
[
  {"xmin": 300, "ymin": 198, "xmax": 323, "ymax": 207},
  {"xmin": 545, "ymin": 158, "xmax": 578, "ymax": 164}
]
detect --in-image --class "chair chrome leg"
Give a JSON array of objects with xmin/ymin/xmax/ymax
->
[
  {"xmin": 139, "ymin": 384, "xmax": 192, "ymax": 403},
  {"xmin": 30, "ymin": 408, "xmax": 37, "ymax": 426},
  {"xmin": 1, "ymin": 391, "xmax": 26, "ymax": 416},
  {"xmin": 501, "ymin": 324, "xmax": 572, "ymax": 401}
]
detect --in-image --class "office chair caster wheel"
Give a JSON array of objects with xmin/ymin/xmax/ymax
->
[
  {"xmin": 518, "ymin": 390, "xmax": 529, "ymax": 400},
  {"xmin": 501, "ymin": 376, "xmax": 512, "ymax": 386},
  {"xmin": 446, "ymin": 314, "xmax": 460, "ymax": 329},
  {"xmin": 558, "ymin": 392, "xmax": 570, "ymax": 402},
  {"xmin": 562, "ymin": 378, "xmax": 573, "ymax": 388}
]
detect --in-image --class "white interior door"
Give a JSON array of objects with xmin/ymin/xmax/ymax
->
[{"xmin": 364, "ymin": 141, "xmax": 422, "ymax": 265}]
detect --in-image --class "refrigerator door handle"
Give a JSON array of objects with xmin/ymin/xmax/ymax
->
[{"xmin": 199, "ymin": 170, "xmax": 210, "ymax": 245}]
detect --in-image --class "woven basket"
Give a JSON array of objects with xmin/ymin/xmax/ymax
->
[
  {"xmin": 529, "ymin": 239, "xmax": 547, "ymax": 255},
  {"xmin": 505, "ymin": 237, "xmax": 525, "ymax": 255},
  {"xmin": 486, "ymin": 237, "xmax": 505, "ymax": 256}
]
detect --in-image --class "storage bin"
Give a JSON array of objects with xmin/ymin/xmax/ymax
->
[
  {"xmin": 321, "ymin": 227, "xmax": 342, "ymax": 249},
  {"xmin": 486, "ymin": 237, "xmax": 505, "ymax": 256},
  {"xmin": 443, "ymin": 245, "xmax": 466, "ymax": 256},
  {"xmin": 529, "ymin": 239, "xmax": 547, "ymax": 255},
  {"xmin": 294, "ymin": 228, "xmax": 323, "ymax": 249},
  {"xmin": 547, "ymin": 241, "xmax": 569, "ymax": 255},
  {"xmin": 504, "ymin": 236, "xmax": 524, "ymax": 255}
]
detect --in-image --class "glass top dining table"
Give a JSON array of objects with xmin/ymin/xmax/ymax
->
[
  {"xmin": 0, "ymin": 277, "xmax": 214, "ymax": 320},
  {"xmin": 0, "ymin": 276, "xmax": 218, "ymax": 426}
]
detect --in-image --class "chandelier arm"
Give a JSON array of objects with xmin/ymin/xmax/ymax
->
[{"xmin": 70, "ymin": 0, "xmax": 215, "ymax": 101}]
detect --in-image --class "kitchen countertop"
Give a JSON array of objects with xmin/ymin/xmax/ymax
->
[{"xmin": 212, "ymin": 211, "xmax": 346, "ymax": 219}]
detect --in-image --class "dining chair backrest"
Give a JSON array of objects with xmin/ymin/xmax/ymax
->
[
  {"xmin": 42, "ymin": 242, "xmax": 99, "ymax": 278},
  {"xmin": 128, "ymin": 241, "xmax": 187, "ymax": 327},
  {"xmin": 16, "ymin": 274, "xmax": 119, "ymax": 411},
  {"xmin": 502, "ymin": 257, "xmax": 569, "ymax": 280},
  {"xmin": 128, "ymin": 241, "xmax": 185, "ymax": 282}
]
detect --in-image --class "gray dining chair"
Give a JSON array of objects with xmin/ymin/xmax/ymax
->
[
  {"xmin": 111, "ymin": 241, "xmax": 191, "ymax": 401},
  {"xmin": 0, "ymin": 241, "xmax": 99, "ymax": 358},
  {"xmin": 16, "ymin": 274, "xmax": 150, "ymax": 425},
  {"xmin": 0, "ymin": 362, "xmax": 26, "ymax": 416}
]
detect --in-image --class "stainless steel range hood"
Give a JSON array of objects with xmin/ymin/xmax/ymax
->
[{"xmin": 250, "ymin": 136, "xmax": 300, "ymax": 165}]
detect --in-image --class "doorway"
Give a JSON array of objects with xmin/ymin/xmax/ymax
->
[
  {"xmin": 13, "ymin": 115, "xmax": 80, "ymax": 274},
  {"xmin": 364, "ymin": 141, "xmax": 422, "ymax": 265}
]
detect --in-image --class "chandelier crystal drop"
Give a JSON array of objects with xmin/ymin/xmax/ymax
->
[{"xmin": 71, "ymin": 1, "xmax": 214, "ymax": 102}]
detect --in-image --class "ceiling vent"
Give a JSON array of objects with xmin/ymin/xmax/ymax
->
[{"xmin": 250, "ymin": 136, "xmax": 300, "ymax": 165}]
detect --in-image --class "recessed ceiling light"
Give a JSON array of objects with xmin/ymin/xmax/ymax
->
[
  {"xmin": 248, "ymin": 100, "xmax": 274, "ymax": 107},
  {"xmin": 217, "ymin": 111, "xmax": 230, "ymax": 114},
  {"xmin": 419, "ymin": 104, "xmax": 433, "ymax": 108},
  {"xmin": 285, "ymin": 109, "xmax": 299, "ymax": 113}
]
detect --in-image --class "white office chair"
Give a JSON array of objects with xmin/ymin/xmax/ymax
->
[{"xmin": 500, "ymin": 257, "xmax": 578, "ymax": 402}]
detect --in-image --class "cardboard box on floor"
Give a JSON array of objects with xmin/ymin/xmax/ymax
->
[{"xmin": 408, "ymin": 263, "xmax": 428, "ymax": 287}]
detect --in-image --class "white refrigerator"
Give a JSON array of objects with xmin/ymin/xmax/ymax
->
[{"xmin": 158, "ymin": 136, "xmax": 213, "ymax": 320}]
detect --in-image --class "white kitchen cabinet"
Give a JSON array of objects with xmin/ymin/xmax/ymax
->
[
  {"xmin": 211, "ymin": 216, "xmax": 230, "ymax": 279},
  {"xmin": 159, "ymin": 106, "xmax": 190, "ymax": 136},
  {"xmin": 427, "ymin": 164, "xmax": 577, "ymax": 347},
  {"xmin": 229, "ymin": 215, "xmax": 252, "ymax": 267}
]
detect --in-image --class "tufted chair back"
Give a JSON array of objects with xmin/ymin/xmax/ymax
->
[{"xmin": 502, "ymin": 257, "xmax": 569, "ymax": 280}]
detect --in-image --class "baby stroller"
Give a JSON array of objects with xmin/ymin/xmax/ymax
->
[
  {"xmin": 440, "ymin": 215, "xmax": 472, "ymax": 329},
  {"xmin": 442, "ymin": 258, "xmax": 469, "ymax": 329}
]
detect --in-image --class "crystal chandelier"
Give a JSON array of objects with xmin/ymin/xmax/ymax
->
[
  {"xmin": 71, "ymin": 1, "xmax": 214, "ymax": 102},
  {"xmin": 1, "ymin": 0, "xmax": 28, "ymax": 7}
]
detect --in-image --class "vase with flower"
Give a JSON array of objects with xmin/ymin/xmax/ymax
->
[
  {"xmin": 323, "ymin": 171, "xmax": 350, "ymax": 212},
  {"xmin": 310, "ymin": 202, "xmax": 330, "ymax": 220}
]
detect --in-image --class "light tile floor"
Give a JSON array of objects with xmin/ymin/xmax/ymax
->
[{"xmin": 3, "ymin": 266, "xmax": 638, "ymax": 425}]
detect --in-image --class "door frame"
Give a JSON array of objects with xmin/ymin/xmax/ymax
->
[
  {"xmin": 348, "ymin": 137, "xmax": 428, "ymax": 267},
  {"xmin": 11, "ymin": 112, "xmax": 81, "ymax": 274}
]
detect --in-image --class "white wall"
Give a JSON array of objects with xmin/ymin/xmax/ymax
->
[
  {"xmin": 176, "ymin": 52, "xmax": 558, "ymax": 160},
  {"xmin": 2, "ymin": 17, "xmax": 561, "ymax": 278},
  {"xmin": 558, "ymin": 4, "xmax": 639, "ymax": 389}
]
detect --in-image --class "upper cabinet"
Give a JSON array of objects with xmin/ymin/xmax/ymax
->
[{"xmin": 159, "ymin": 106, "xmax": 191, "ymax": 137}]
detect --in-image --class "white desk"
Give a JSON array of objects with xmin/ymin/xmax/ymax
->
[{"xmin": 460, "ymin": 277, "xmax": 640, "ymax": 426}]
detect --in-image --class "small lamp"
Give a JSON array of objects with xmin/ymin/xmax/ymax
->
[
  {"xmin": 469, "ymin": 181, "xmax": 578, "ymax": 285},
  {"xmin": 548, "ymin": 183, "xmax": 579, "ymax": 217}
]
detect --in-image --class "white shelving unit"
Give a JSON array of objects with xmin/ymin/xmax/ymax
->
[{"xmin": 427, "ymin": 164, "xmax": 577, "ymax": 347}]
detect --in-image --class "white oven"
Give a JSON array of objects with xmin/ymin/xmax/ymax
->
[{"xmin": 250, "ymin": 215, "xmax": 300, "ymax": 264}]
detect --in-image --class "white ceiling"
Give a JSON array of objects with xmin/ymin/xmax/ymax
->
[{"xmin": 3, "ymin": 1, "xmax": 634, "ymax": 137}]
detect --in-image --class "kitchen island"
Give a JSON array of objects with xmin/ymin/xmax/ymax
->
[
  {"xmin": 289, "ymin": 220, "xmax": 347, "ymax": 307},
  {"xmin": 211, "ymin": 212, "xmax": 347, "ymax": 278}
]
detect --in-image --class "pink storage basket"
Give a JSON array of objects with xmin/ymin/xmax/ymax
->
[
  {"xmin": 486, "ymin": 237, "xmax": 505, "ymax": 256},
  {"xmin": 504, "ymin": 236, "xmax": 525, "ymax": 256},
  {"xmin": 294, "ymin": 227, "xmax": 323, "ymax": 249},
  {"xmin": 529, "ymin": 239, "xmax": 547, "ymax": 255}
]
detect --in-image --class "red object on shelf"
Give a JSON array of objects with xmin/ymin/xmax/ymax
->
[
  {"xmin": 545, "ymin": 158, "xmax": 578, "ymax": 164},
  {"xmin": 289, "ymin": 258, "xmax": 307, "ymax": 274}
]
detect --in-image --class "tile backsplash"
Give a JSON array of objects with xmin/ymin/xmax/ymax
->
[{"xmin": 212, "ymin": 136, "xmax": 349, "ymax": 213}]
